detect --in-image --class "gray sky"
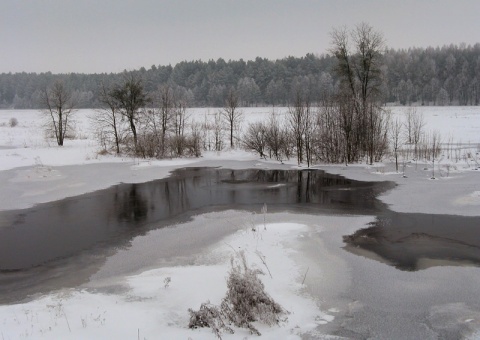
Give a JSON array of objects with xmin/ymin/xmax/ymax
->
[{"xmin": 1, "ymin": 0, "xmax": 479, "ymax": 74}]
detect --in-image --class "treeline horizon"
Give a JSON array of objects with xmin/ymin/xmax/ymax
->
[{"xmin": 2, "ymin": 42, "xmax": 480, "ymax": 109}]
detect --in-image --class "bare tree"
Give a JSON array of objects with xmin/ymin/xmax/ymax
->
[
  {"xmin": 243, "ymin": 121, "xmax": 267, "ymax": 158},
  {"xmin": 173, "ymin": 99, "xmax": 189, "ymax": 138},
  {"xmin": 330, "ymin": 23, "xmax": 386, "ymax": 164},
  {"xmin": 41, "ymin": 80, "xmax": 76, "ymax": 146},
  {"xmin": 111, "ymin": 74, "xmax": 149, "ymax": 154},
  {"xmin": 213, "ymin": 110, "xmax": 224, "ymax": 151},
  {"xmin": 390, "ymin": 117, "xmax": 403, "ymax": 172},
  {"xmin": 336, "ymin": 87, "xmax": 359, "ymax": 164},
  {"xmin": 222, "ymin": 88, "xmax": 243, "ymax": 148},
  {"xmin": 304, "ymin": 105, "xmax": 315, "ymax": 168},
  {"xmin": 94, "ymin": 83, "xmax": 123, "ymax": 154},
  {"xmin": 430, "ymin": 130, "xmax": 442, "ymax": 179},
  {"xmin": 412, "ymin": 109, "xmax": 425, "ymax": 160},
  {"xmin": 315, "ymin": 102, "xmax": 344, "ymax": 163},
  {"xmin": 404, "ymin": 107, "xmax": 414, "ymax": 144},
  {"xmin": 288, "ymin": 90, "xmax": 312, "ymax": 166},
  {"xmin": 156, "ymin": 85, "xmax": 174, "ymax": 157},
  {"xmin": 170, "ymin": 99, "xmax": 189, "ymax": 157},
  {"xmin": 187, "ymin": 122, "xmax": 203, "ymax": 157},
  {"xmin": 264, "ymin": 111, "xmax": 286, "ymax": 161}
]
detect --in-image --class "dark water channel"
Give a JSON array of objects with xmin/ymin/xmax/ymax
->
[
  {"xmin": 1, "ymin": 167, "xmax": 480, "ymax": 303},
  {"xmin": 344, "ymin": 211, "xmax": 480, "ymax": 271},
  {"xmin": 0, "ymin": 168, "xmax": 389, "ymax": 272}
]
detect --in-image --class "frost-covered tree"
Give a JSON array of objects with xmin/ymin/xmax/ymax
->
[
  {"xmin": 436, "ymin": 88, "xmax": 449, "ymax": 106},
  {"xmin": 237, "ymin": 77, "xmax": 261, "ymax": 106},
  {"xmin": 265, "ymin": 79, "xmax": 286, "ymax": 106}
]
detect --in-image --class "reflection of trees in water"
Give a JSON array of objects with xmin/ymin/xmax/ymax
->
[
  {"xmin": 113, "ymin": 178, "xmax": 192, "ymax": 227},
  {"xmin": 164, "ymin": 178, "xmax": 190, "ymax": 214},
  {"xmin": 108, "ymin": 169, "xmax": 383, "ymax": 230},
  {"xmin": 240, "ymin": 169, "xmax": 305, "ymax": 184},
  {"xmin": 116, "ymin": 185, "xmax": 149, "ymax": 223},
  {"xmin": 296, "ymin": 170, "xmax": 311, "ymax": 203},
  {"xmin": 218, "ymin": 169, "xmax": 363, "ymax": 205}
]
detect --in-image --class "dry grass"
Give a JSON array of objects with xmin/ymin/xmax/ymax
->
[{"xmin": 188, "ymin": 251, "xmax": 287, "ymax": 338}]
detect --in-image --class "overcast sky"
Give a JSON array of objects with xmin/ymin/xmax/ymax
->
[{"xmin": 1, "ymin": 0, "xmax": 479, "ymax": 74}]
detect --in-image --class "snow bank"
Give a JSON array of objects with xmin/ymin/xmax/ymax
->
[
  {"xmin": 319, "ymin": 161, "xmax": 480, "ymax": 216},
  {"xmin": 0, "ymin": 222, "xmax": 330, "ymax": 339}
]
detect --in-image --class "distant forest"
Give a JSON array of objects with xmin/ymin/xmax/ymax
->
[{"xmin": 1, "ymin": 43, "xmax": 480, "ymax": 109}]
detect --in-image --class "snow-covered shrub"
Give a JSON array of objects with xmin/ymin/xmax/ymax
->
[
  {"xmin": 9, "ymin": 117, "xmax": 18, "ymax": 127},
  {"xmin": 188, "ymin": 302, "xmax": 234, "ymax": 339},
  {"xmin": 163, "ymin": 277, "xmax": 171, "ymax": 288},
  {"xmin": 188, "ymin": 251, "xmax": 287, "ymax": 338},
  {"xmin": 222, "ymin": 251, "xmax": 285, "ymax": 334}
]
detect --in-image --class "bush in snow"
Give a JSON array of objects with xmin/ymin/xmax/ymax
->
[
  {"xmin": 9, "ymin": 117, "xmax": 18, "ymax": 127},
  {"xmin": 188, "ymin": 302, "xmax": 234, "ymax": 339},
  {"xmin": 188, "ymin": 251, "xmax": 287, "ymax": 338}
]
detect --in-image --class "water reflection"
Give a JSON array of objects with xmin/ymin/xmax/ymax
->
[
  {"xmin": 116, "ymin": 186, "xmax": 149, "ymax": 223},
  {"xmin": 0, "ymin": 168, "xmax": 391, "ymax": 271}
]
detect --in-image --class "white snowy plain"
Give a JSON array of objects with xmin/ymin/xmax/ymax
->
[{"xmin": 0, "ymin": 106, "xmax": 479, "ymax": 339}]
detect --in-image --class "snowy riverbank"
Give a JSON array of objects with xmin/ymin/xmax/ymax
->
[{"xmin": 1, "ymin": 108, "xmax": 480, "ymax": 339}]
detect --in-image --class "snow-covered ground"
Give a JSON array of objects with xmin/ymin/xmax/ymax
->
[
  {"xmin": 0, "ymin": 107, "xmax": 480, "ymax": 339},
  {"xmin": 0, "ymin": 219, "xmax": 329, "ymax": 339}
]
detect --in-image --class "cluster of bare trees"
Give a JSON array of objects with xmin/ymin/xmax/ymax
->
[
  {"xmin": 389, "ymin": 108, "xmax": 445, "ymax": 175},
  {"xmin": 242, "ymin": 24, "xmax": 446, "ymax": 170},
  {"xmin": 91, "ymin": 77, "xmax": 258, "ymax": 159},
  {"xmin": 197, "ymin": 88, "xmax": 246, "ymax": 152},
  {"xmin": 40, "ymin": 76, "xmax": 246, "ymax": 159},
  {"xmin": 242, "ymin": 102, "xmax": 445, "ymax": 173},
  {"xmin": 330, "ymin": 23, "xmax": 390, "ymax": 165},
  {"xmin": 242, "ymin": 23, "xmax": 448, "ymax": 170},
  {"xmin": 92, "ymin": 75, "xmax": 201, "ymax": 158},
  {"xmin": 243, "ymin": 23, "xmax": 390, "ymax": 166},
  {"xmin": 242, "ymin": 111, "xmax": 291, "ymax": 162}
]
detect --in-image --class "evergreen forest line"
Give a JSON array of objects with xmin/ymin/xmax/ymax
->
[{"xmin": 2, "ymin": 43, "xmax": 480, "ymax": 109}]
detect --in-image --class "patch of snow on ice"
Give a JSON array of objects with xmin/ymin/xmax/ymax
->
[{"xmin": 454, "ymin": 191, "xmax": 480, "ymax": 206}]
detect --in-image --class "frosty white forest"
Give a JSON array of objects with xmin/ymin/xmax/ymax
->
[{"xmin": 2, "ymin": 31, "xmax": 480, "ymax": 110}]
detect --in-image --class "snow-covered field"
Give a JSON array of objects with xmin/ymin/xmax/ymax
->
[{"xmin": 0, "ymin": 107, "xmax": 480, "ymax": 339}]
